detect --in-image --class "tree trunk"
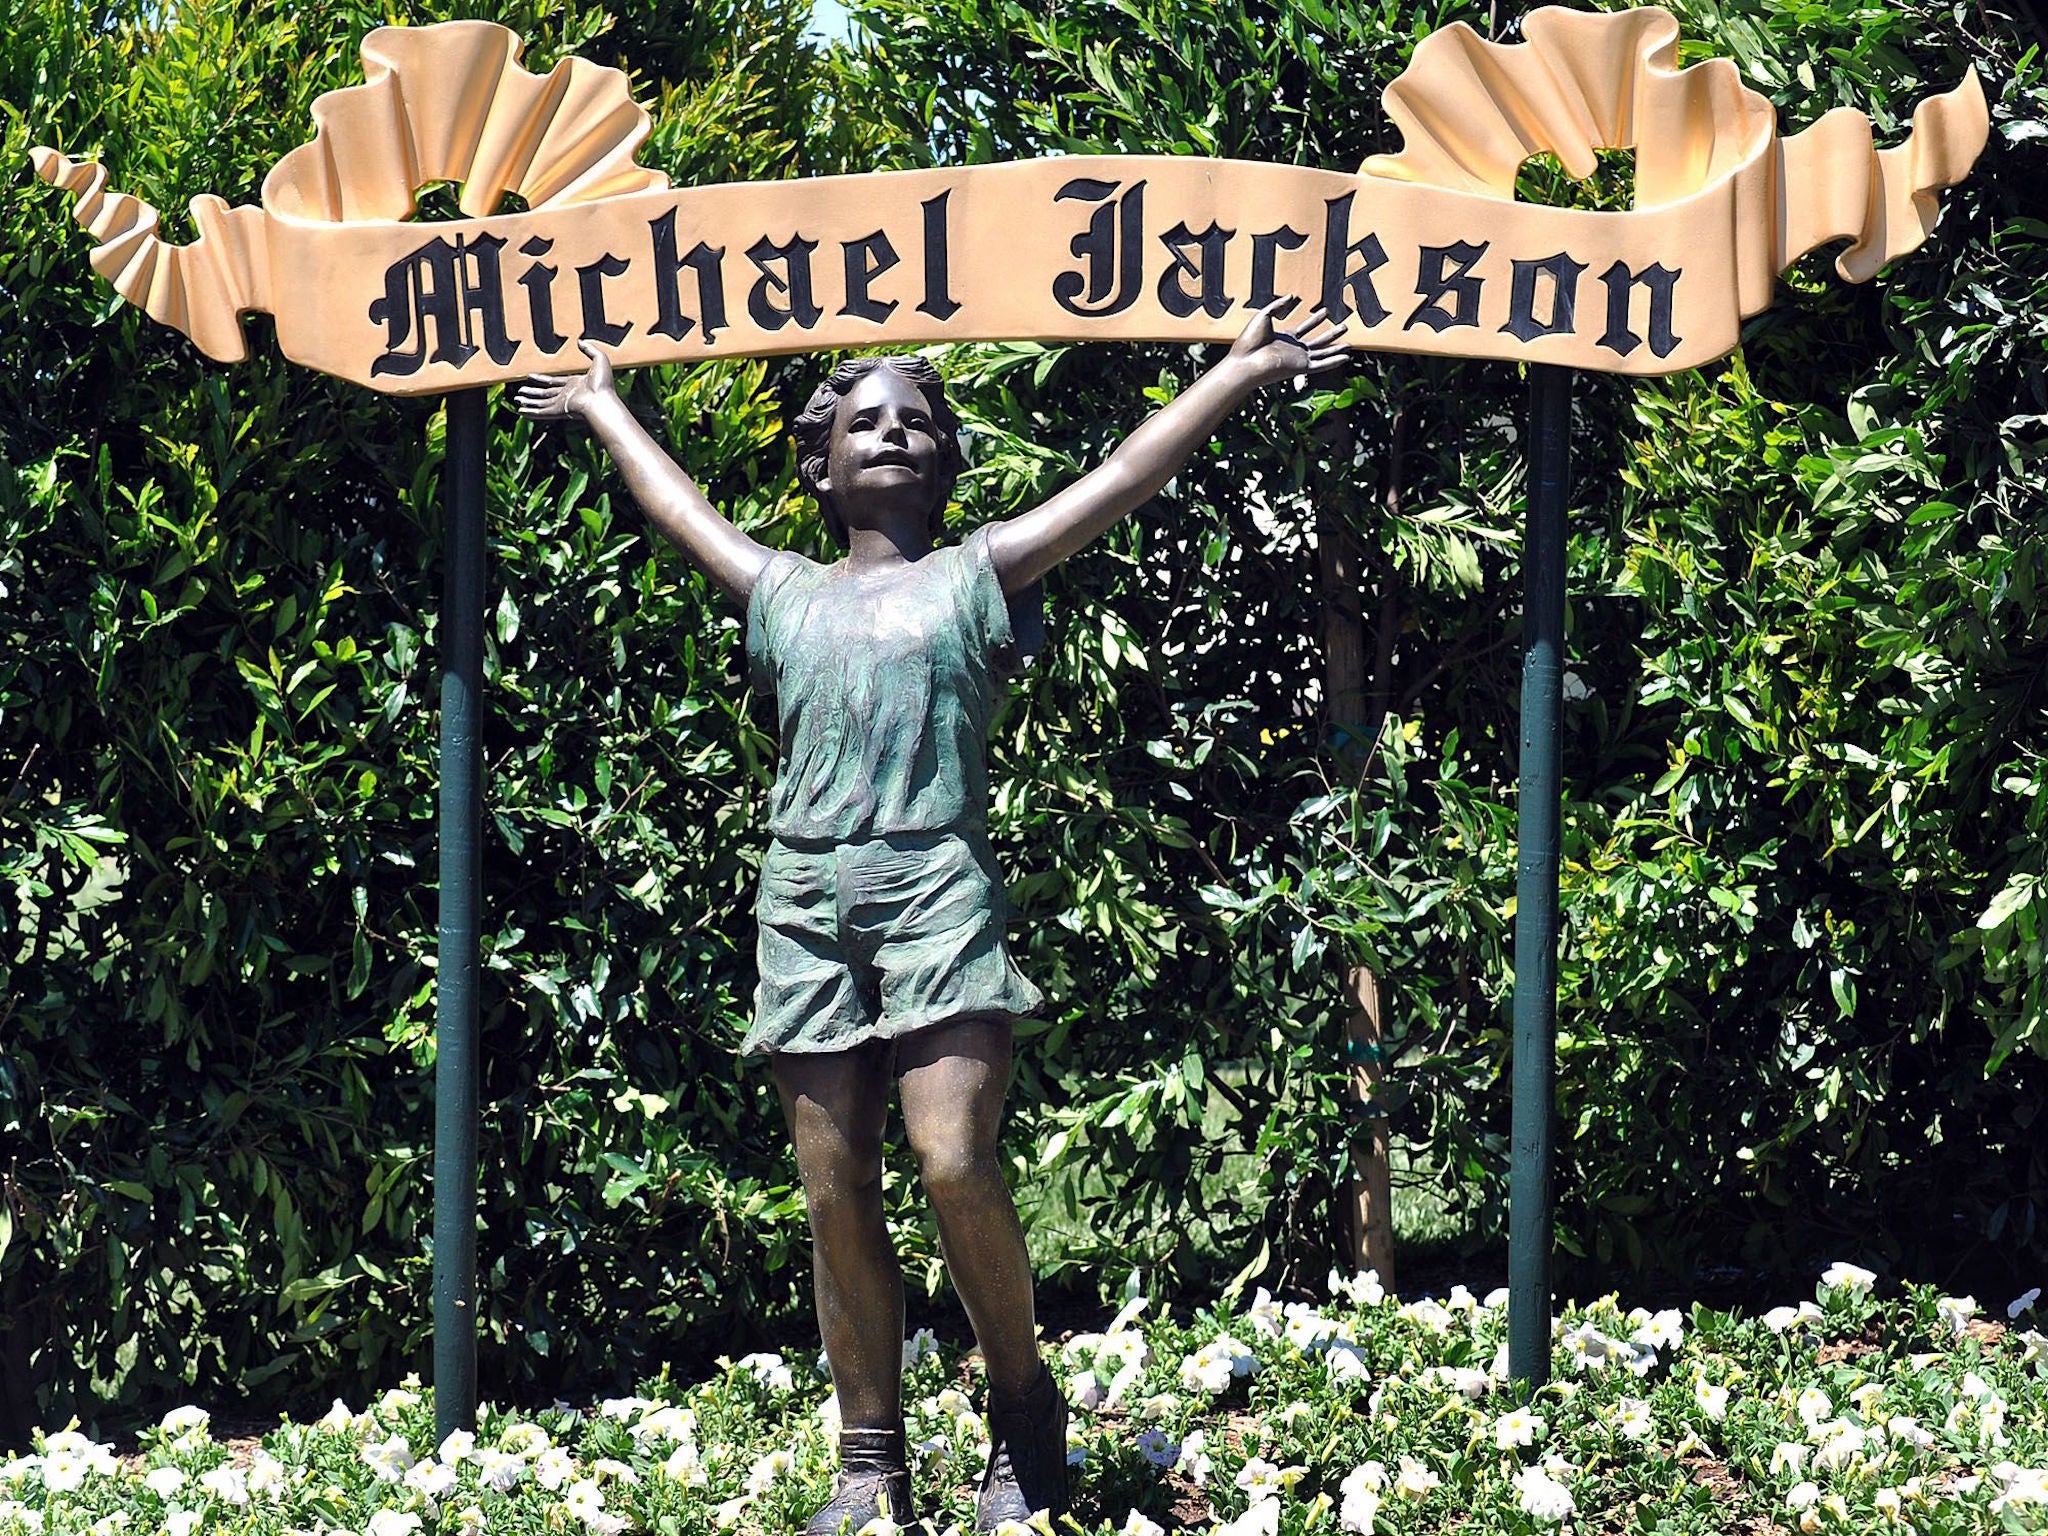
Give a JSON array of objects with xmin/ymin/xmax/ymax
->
[{"xmin": 1315, "ymin": 390, "xmax": 1405, "ymax": 1289}]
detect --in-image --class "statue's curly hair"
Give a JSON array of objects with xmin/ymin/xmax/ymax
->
[{"xmin": 792, "ymin": 355, "xmax": 965, "ymax": 548}]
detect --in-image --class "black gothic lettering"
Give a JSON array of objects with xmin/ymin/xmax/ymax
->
[
  {"xmin": 516, "ymin": 236, "xmax": 566, "ymax": 355},
  {"xmin": 1406, "ymin": 240, "xmax": 1489, "ymax": 332},
  {"xmin": 1052, "ymin": 177, "xmax": 1146, "ymax": 319},
  {"xmin": 840, "ymin": 230, "xmax": 900, "ymax": 324},
  {"xmin": 368, "ymin": 232, "xmax": 519, "ymax": 379},
  {"xmin": 1596, "ymin": 260, "xmax": 1682, "ymax": 359},
  {"xmin": 1156, "ymin": 220, "xmax": 1235, "ymax": 319},
  {"xmin": 918, "ymin": 191, "xmax": 961, "ymax": 321},
  {"xmin": 1319, "ymin": 194, "xmax": 1390, "ymax": 327},
  {"xmin": 1249, "ymin": 225, "xmax": 1308, "ymax": 311},
  {"xmin": 1501, "ymin": 252, "xmax": 1587, "ymax": 342},
  {"xmin": 649, "ymin": 209, "xmax": 728, "ymax": 345},
  {"xmin": 747, "ymin": 233, "xmax": 823, "ymax": 332},
  {"xmin": 576, "ymin": 253, "xmax": 633, "ymax": 346}
]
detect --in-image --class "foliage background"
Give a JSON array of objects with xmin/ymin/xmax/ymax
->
[{"xmin": 2, "ymin": 0, "xmax": 2043, "ymax": 1443}]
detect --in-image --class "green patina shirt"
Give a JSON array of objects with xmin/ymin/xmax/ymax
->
[{"xmin": 745, "ymin": 525, "xmax": 1042, "ymax": 845}]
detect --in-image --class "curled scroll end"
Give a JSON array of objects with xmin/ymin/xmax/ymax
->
[
  {"xmin": 1834, "ymin": 66, "xmax": 1990, "ymax": 283},
  {"xmin": 29, "ymin": 146, "xmax": 266, "ymax": 364}
]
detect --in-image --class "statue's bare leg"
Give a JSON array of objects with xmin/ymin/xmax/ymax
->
[
  {"xmin": 895, "ymin": 1017, "xmax": 1043, "ymax": 1400},
  {"xmin": 773, "ymin": 1040, "xmax": 903, "ymax": 1429}
]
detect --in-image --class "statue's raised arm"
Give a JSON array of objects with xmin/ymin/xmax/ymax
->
[
  {"xmin": 984, "ymin": 300, "xmax": 1349, "ymax": 594},
  {"xmin": 514, "ymin": 340, "xmax": 773, "ymax": 604}
]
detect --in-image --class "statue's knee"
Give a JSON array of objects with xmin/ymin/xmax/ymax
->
[{"xmin": 917, "ymin": 1140, "xmax": 997, "ymax": 1207}]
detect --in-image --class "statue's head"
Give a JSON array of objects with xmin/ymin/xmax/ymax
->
[{"xmin": 794, "ymin": 356, "xmax": 964, "ymax": 548}]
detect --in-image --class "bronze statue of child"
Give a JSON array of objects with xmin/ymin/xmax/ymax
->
[{"xmin": 515, "ymin": 302, "xmax": 1346, "ymax": 1532}]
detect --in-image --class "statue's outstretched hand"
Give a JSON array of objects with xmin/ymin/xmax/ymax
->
[
  {"xmin": 1228, "ymin": 299, "xmax": 1350, "ymax": 388},
  {"xmin": 514, "ymin": 338, "xmax": 615, "ymax": 421}
]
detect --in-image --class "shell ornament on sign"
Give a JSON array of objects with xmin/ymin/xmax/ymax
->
[{"xmin": 30, "ymin": 8, "xmax": 1989, "ymax": 389}]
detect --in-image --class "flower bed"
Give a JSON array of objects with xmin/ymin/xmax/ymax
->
[{"xmin": 5, "ymin": 1268, "xmax": 2045, "ymax": 1534}]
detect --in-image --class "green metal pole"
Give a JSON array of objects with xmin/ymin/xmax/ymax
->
[
  {"xmin": 1508, "ymin": 364, "xmax": 1571, "ymax": 1390},
  {"xmin": 433, "ymin": 387, "xmax": 487, "ymax": 1443}
]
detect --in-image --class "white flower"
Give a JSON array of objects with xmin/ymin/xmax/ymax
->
[
  {"xmin": 1135, "ymin": 1429, "xmax": 1179, "ymax": 1468},
  {"xmin": 535, "ymin": 1447, "xmax": 576, "ymax": 1490},
  {"xmin": 1426, "ymin": 1364, "xmax": 1488, "ymax": 1399},
  {"xmin": 1398, "ymin": 1299, "xmax": 1454, "ymax": 1334},
  {"xmin": 1244, "ymin": 1288, "xmax": 1284, "ymax": 1338},
  {"xmin": 1772, "ymin": 1442, "xmax": 1810, "ymax": 1476},
  {"xmin": 404, "ymin": 1459, "xmax": 457, "ymax": 1498},
  {"xmin": 735, "ymin": 1352, "xmax": 795, "ymax": 1392},
  {"xmin": 39, "ymin": 1452, "xmax": 89, "ymax": 1494},
  {"xmin": 1178, "ymin": 1335, "xmax": 1258, "ymax": 1394},
  {"xmin": 2018, "ymin": 1330, "xmax": 2048, "ymax": 1372},
  {"xmin": 316, "ymin": 1400, "xmax": 355, "ymax": 1432},
  {"xmin": 1173, "ymin": 1429, "xmax": 1210, "ymax": 1486},
  {"xmin": 1279, "ymin": 1401, "xmax": 1314, "ymax": 1427},
  {"xmin": 499, "ymin": 1423, "xmax": 550, "ymax": 1457},
  {"xmin": 1763, "ymin": 1302, "xmax": 1824, "ymax": 1334},
  {"xmin": 1795, "ymin": 1387, "xmax": 1832, "ymax": 1428},
  {"xmin": 367, "ymin": 1513, "xmax": 420, "ymax": 1536},
  {"xmin": 1786, "ymin": 1481, "xmax": 1821, "ymax": 1510},
  {"xmin": 1693, "ymin": 1378, "xmax": 1729, "ymax": 1419},
  {"xmin": 1119, "ymin": 1513, "xmax": 1166, "ymax": 1536},
  {"xmin": 0, "ymin": 1504, "xmax": 45, "ymax": 1536},
  {"xmin": 198, "ymin": 1466, "xmax": 248, "ymax": 1505},
  {"xmin": 2007, "ymin": 1286, "xmax": 2041, "ymax": 1320},
  {"xmin": 563, "ymin": 1479, "xmax": 606, "ymax": 1520},
  {"xmin": 1937, "ymin": 1295, "xmax": 1978, "ymax": 1337},
  {"xmin": 363, "ymin": 1434, "xmax": 415, "ymax": 1483},
  {"xmin": 1215, "ymin": 1499, "xmax": 1280, "ymax": 1536},
  {"xmin": 1873, "ymin": 1487, "xmax": 1907, "ymax": 1525},
  {"xmin": 598, "ymin": 1397, "xmax": 649, "ymax": 1421},
  {"xmin": 144, "ymin": 1467, "xmax": 188, "ymax": 1497},
  {"xmin": 476, "ymin": 1448, "xmax": 526, "ymax": 1491},
  {"xmin": 89, "ymin": 1515, "xmax": 131, "ymax": 1536},
  {"xmin": 1811, "ymin": 1420, "xmax": 1868, "ymax": 1473},
  {"xmin": 630, "ymin": 1405, "xmax": 697, "ymax": 1446},
  {"xmin": 711, "ymin": 1496, "xmax": 751, "ymax": 1529},
  {"xmin": 1887, "ymin": 1414, "xmax": 1934, "ymax": 1450},
  {"xmin": 1614, "ymin": 1398, "xmax": 1654, "ymax": 1440},
  {"xmin": 1324, "ymin": 1340, "xmax": 1371, "ymax": 1384},
  {"xmin": 1631, "ymin": 1309, "xmax": 1684, "ymax": 1351},
  {"xmin": 1061, "ymin": 1333, "xmax": 1105, "ymax": 1366},
  {"xmin": 166, "ymin": 1513, "xmax": 202, "ymax": 1536},
  {"xmin": 745, "ymin": 1448, "xmax": 794, "ymax": 1494},
  {"xmin": 0, "ymin": 1458, "xmax": 38, "ymax": 1486},
  {"xmin": 1560, "ymin": 1320, "xmax": 1624, "ymax": 1374},
  {"xmin": 1494, "ymin": 1407, "xmax": 1544, "ymax": 1449},
  {"xmin": 819, "ymin": 1391, "xmax": 842, "ymax": 1440},
  {"xmin": 159, "ymin": 1407, "xmax": 211, "ymax": 1438},
  {"xmin": 1818, "ymin": 1262, "xmax": 1876, "ymax": 1297},
  {"xmin": 1513, "ymin": 1465, "xmax": 1574, "ymax": 1523},
  {"xmin": 1137, "ymin": 1392, "xmax": 1181, "ymax": 1420},
  {"xmin": 1235, "ymin": 1458, "xmax": 1306, "ymax": 1499},
  {"xmin": 1849, "ymin": 1382, "xmax": 1885, "ymax": 1415},
  {"xmin": 1339, "ymin": 1466, "xmax": 1383, "ymax": 1534},
  {"xmin": 1392, "ymin": 1456, "xmax": 1439, "ymax": 1500},
  {"xmin": 1990, "ymin": 1466, "xmax": 2048, "ymax": 1515},
  {"xmin": 246, "ymin": 1454, "xmax": 287, "ymax": 1499},
  {"xmin": 591, "ymin": 1458, "xmax": 639, "ymax": 1485},
  {"xmin": 1071, "ymin": 1371, "xmax": 1104, "ymax": 1411},
  {"xmin": 902, "ymin": 1328, "xmax": 940, "ymax": 1368},
  {"xmin": 658, "ymin": 1442, "xmax": 705, "ymax": 1486},
  {"xmin": 376, "ymin": 1386, "xmax": 422, "ymax": 1415},
  {"xmin": 1329, "ymin": 1268, "xmax": 1386, "ymax": 1307},
  {"xmin": 438, "ymin": 1429, "xmax": 476, "ymax": 1463}
]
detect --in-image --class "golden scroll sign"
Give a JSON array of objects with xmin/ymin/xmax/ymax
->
[{"xmin": 31, "ymin": 7, "xmax": 1987, "ymax": 395}]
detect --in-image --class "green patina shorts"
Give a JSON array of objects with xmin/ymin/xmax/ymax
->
[{"xmin": 740, "ymin": 830, "xmax": 1045, "ymax": 1057}]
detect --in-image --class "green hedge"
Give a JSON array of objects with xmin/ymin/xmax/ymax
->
[{"xmin": 3, "ymin": 0, "xmax": 2045, "ymax": 1443}]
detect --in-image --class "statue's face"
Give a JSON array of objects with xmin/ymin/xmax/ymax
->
[{"xmin": 820, "ymin": 368, "xmax": 943, "ymax": 523}]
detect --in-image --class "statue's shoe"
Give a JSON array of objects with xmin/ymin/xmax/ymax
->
[
  {"xmin": 807, "ymin": 1427, "xmax": 917, "ymax": 1535},
  {"xmin": 975, "ymin": 1365, "xmax": 1070, "ymax": 1531}
]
